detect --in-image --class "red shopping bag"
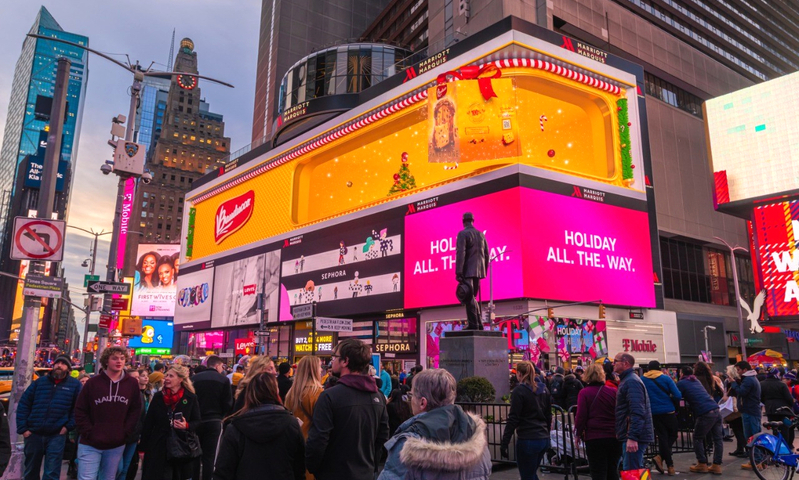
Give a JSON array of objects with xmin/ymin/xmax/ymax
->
[{"xmin": 621, "ymin": 469, "xmax": 651, "ymax": 480}]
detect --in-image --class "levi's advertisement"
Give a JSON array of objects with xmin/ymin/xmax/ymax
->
[
  {"xmin": 279, "ymin": 214, "xmax": 404, "ymax": 319},
  {"xmin": 404, "ymin": 186, "xmax": 655, "ymax": 308},
  {"xmin": 174, "ymin": 267, "xmax": 214, "ymax": 328}
]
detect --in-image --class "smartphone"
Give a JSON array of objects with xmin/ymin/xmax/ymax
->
[{"xmin": 173, "ymin": 412, "xmax": 184, "ymax": 422}]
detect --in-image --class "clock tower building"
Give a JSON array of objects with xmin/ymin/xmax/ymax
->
[{"xmin": 123, "ymin": 38, "xmax": 230, "ymax": 276}]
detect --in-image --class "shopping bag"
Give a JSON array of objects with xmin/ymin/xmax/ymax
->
[
  {"xmin": 621, "ymin": 468, "xmax": 651, "ymax": 480},
  {"xmin": 719, "ymin": 397, "xmax": 735, "ymax": 419}
]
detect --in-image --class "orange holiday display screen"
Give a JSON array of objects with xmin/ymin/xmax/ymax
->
[{"xmin": 189, "ymin": 66, "xmax": 624, "ymax": 260}]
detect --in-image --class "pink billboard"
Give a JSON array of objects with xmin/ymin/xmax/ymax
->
[
  {"xmin": 117, "ymin": 177, "xmax": 136, "ymax": 269},
  {"xmin": 404, "ymin": 187, "xmax": 655, "ymax": 308}
]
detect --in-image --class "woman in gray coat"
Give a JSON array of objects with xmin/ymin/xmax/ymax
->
[{"xmin": 379, "ymin": 369, "xmax": 491, "ymax": 480}]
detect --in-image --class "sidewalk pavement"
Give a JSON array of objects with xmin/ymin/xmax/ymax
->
[{"xmin": 489, "ymin": 451, "xmax": 755, "ymax": 479}]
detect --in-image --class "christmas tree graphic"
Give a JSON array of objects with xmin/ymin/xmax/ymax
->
[{"xmin": 388, "ymin": 152, "xmax": 417, "ymax": 195}]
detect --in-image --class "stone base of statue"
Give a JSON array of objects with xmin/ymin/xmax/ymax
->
[{"xmin": 439, "ymin": 330, "xmax": 509, "ymax": 402}]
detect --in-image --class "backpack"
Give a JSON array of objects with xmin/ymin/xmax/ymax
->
[{"xmin": 550, "ymin": 377, "xmax": 564, "ymax": 405}]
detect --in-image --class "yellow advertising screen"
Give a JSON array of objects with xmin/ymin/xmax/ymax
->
[{"xmin": 189, "ymin": 66, "xmax": 627, "ymax": 260}]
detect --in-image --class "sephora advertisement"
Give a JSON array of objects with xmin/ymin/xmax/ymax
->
[
  {"xmin": 212, "ymin": 249, "xmax": 281, "ymax": 327},
  {"xmin": 131, "ymin": 244, "xmax": 180, "ymax": 317},
  {"xmin": 279, "ymin": 214, "xmax": 403, "ymax": 320},
  {"xmin": 404, "ymin": 187, "xmax": 655, "ymax": 308},
  {"xmin": 174, "ymin": 267, "xmax": 214, "ymax": 329}
]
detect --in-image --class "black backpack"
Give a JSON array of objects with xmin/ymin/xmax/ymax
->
[{"xmin": 550, "ymin": 377, "xmax": 564, "ymax": 404}]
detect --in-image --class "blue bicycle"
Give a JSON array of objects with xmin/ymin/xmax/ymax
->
[{"xmin": 749, "ymin": 408, "xmax": 799, "ymax": 480}]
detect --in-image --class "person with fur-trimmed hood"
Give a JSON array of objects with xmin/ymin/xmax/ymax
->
[{"xmin": 379, "ymin": 369, "xmax": 491, "ymax": 480}]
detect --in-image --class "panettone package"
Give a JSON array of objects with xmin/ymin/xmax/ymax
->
[{"xmin": 428, "ymin": 76, "xmax": 519, "ymax": 165}]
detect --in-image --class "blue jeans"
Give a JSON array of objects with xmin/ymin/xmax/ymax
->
[
  {"xmin": 742, "ymin": 413, "xmax": 762, "ymax": 441},
  {"xmin": 516, "ymin": 438, "xmax": 550, "ymax": 480},
  {"xmin": 23, "ymin": 433, "xmax": 66, "ymax": 480},
  {"xmin": 622, "ymin": 441, "xmax": 648, "ymax": 471},
  {"xmin": 115, "ymin": 442, "xmax": 137, "ymax": 480},
  {"xmin": 77, "ymin": 443, "xmax": 125, "ymax": 480}
]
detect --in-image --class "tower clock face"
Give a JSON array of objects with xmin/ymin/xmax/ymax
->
[{"xmin": 178, "ymin": 74, "xmax": 197, "ymax": 90}]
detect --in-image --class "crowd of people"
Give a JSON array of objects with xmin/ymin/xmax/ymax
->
[{"xmin": 10, "ymin": 339, "xmax": 494, "ymax": 480}]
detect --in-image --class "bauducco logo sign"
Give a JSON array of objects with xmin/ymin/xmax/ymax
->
[{"xmin": 215, "ymin": 190, "xmax": 254, "ymax": 244}]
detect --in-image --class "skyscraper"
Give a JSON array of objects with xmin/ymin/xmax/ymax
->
[
  {"xmin": 123, "ymin": 38, "xmax": 230, "ymax": 274},
  {"xmin": 135, "ymin": 75, "xmax": 172, "ymax": 157},
  {"xmin": 251, "ymin": 0, "xmax": 392, "ymax": 144},
  {"xmin": 0, "ymin": 6, "xmax": 88, "ymax": 342}
]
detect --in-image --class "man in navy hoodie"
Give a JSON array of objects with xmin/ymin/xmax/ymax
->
[
  {"xmin": 730, "ymin": 360, "xmax": 762, "ymax": 470},
  {"xmin": 306, "ymin": 338, "xmax": 389, "ymax": 480},
  {"xmin": 677, "ymin": 366, "xmax": 723, "ymax": 475},
  {"xmin": 74, "ymin": 347, "xmax": 142, "ymax": 480},
  {"xmin": 17, "ymin": 355, "xmax": 81, "ymax": 480}
]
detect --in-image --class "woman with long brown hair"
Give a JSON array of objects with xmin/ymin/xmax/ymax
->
[
  {"xmin": 213, "ymin": 373, "xmax": 305, "ymax": 480},
  {"xmin": 141, "ymin": 366, "xmax": 201, "ymax": 480},
  {"xmin": 284, "ymin": 356, "xmax": 323, "ymax": 439},
  {"xmin": 232, "ymin": 356, "xmax": 276, "ymax": 414}
]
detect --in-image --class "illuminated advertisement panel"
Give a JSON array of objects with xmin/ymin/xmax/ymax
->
[
  {"xmin": 128, "ymin": 320, "xmax": 174, "ymax": 351},
  {"xmin": 404, "ymin": 186, "xmax": 655, "ymax": 308},
  {"xmin": 279, "ymin": 215, "xmax": 403, "ymax": 320},
  {"xmin": 212, "ymin": 249, "xmax": 281, "ymax": 327},
  {"xmin": 705, "ymin": 70, "xmax": 799, "ymax": 207},
  {"xmin": 174, "ymin": 267, "xmax": 214, "ymax": 328},
  {"xmin": 752, "ymin": 199, "xmax": 799, "ymax": 317},
  {"xmin": 131, "ymin": 244, "xmax": 180, "ymax": 317}
]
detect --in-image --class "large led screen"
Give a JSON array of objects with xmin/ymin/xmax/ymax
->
[
  {"xmin": 212, "ymin": 249, "xmax": 281, "ymax": 327},
  {"xmin": 174, "ymin": 267, "xmax": 214, "ymax": 327},
  {"xmin": 404, "ymin": 187, "xmax": 655, "ymax": 308},
  {"xmin": 131, "ymin": 244, "xmax": 180, "ymax": 317},
  {"xmin": 752, "ymin": 199, "xmax": 799, "ymax": 317},
  {"xmin": 705, "ymin": 70, "xmax": 799, "ymax": 205},
  {"xmin": 279, "ymin": 215, "xmax": 403, "ymax": 319},
  {"xmin": 128, "ymin": 320, "xmax": 174, "ymax": 350}
]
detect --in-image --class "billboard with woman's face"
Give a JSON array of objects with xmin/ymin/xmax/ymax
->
[{"xmin": 131, "ymin": 244, "xmax": 181, "ymax": 317}]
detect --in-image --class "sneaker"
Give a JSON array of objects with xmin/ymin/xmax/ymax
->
[
  {"xmin": 653, "ymin": 455, "xmax": 664, "ymax": 474},
  {"xmin": 690, "ymin": 463, "xmax": 709, "ymax": 473},
  {"xmin": 708, "ymin": 464, "xmax": 722, "ymax": 475},
  {"xmin": 667, "ymin": 466, "xmax": 676, "ymax": 476},
  {"xmin": 741, "ymin": 463, "xmax": 753, "ymax": 470}
]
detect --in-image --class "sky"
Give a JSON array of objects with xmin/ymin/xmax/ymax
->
[{"xmin": 0, "ymin": 1, "xmax": 261, "ymax": 345}]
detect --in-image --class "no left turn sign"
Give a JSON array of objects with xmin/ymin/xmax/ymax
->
[{"xmin": 11, "ymin": 217, "xmax": 66, "ymax": 261}]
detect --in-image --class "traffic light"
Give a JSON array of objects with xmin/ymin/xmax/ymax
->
[
  {"xmin": 599, "ymin": 304, "xmax": 606, "ymax": 319},
  {"xmin": 547, "ymin": 307, "xmax": 555, "ymax": 319}
]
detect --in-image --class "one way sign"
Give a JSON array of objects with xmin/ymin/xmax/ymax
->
[{"xmin": 86, "ymin": 281, "xmax": 131, "ymax": 295}]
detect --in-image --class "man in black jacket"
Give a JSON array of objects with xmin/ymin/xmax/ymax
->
[
  {"xmin": 306, "ymin": 338, "xmax": 389, "ymax": 480},
  {"xmin": 277, "ymin": 362, "xmax": 293, "ymax": 402},
  {"xmin": 193, "ymin": 355, "xmax": 233, "ymax": 480}
]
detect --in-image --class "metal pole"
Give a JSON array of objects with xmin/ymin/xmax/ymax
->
[
  {"xmin": 82, "ymin": 232, "xmax": 98, "ymax": 352},
  {"xmin": 714, "ymin": 236, "xmax": 748, "ymax": 360},
  {"xmin": 5, "ymin": 57, "xmax": 71, "ymax": 479},
  {"xmin": 703, "ymin": 327, "xmax": 710, "ymax": 360}
]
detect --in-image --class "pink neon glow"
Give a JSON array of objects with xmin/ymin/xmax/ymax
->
[
  {"xmin": 404, "ymin": 187, "xmax": 655, "ymax": 309},
  {"xmin": 117, "ymin": 178, "xmax": 136, "ymax": 269}
]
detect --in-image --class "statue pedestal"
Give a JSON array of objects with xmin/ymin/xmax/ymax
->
[{"xmin": 439, "ymin": 330, "xmax": 509, "ymax": 402}]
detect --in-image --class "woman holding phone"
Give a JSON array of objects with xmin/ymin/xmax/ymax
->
[{"xmin": 141, "ymin": 365, "xmax": 201, "ymax": 480}]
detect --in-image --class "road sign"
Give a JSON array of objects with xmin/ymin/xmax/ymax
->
[
  {"xmin": 11, "ymin": 217, "xmax": 66, "ymax": 261},
  {"xmin": 316, "ymin": 317, "xmax": 353, "ymax": 332},
  {"xmin": 291, "ymin": 303, "xmax": 313, "ymax": 320},
  {"xmin": 83, "ymin": 274, "xmax": 100, "ymax": 287},
  {"xmin": 87, "ymin": 281, "xmax": 131, "ymax": 295},
  {"xmin": 98, "ymin": 314, "xmax": 114, "ymax": 329},
  {"xmin": 23, "ymin": 274, "xmax": 64, "ymax": 299},
  {"xmin": 110, "ymin": 298, "xmax": 129, "ymax": 311}
]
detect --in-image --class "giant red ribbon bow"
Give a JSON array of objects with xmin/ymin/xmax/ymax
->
[{"xmin": 436, "ymin": 65, "xmax": 502, "ymax": 100}]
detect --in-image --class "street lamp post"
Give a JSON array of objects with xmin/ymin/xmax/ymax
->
[
  {"xmin": 701, "ymin": 325, "xmax": 716, "ymax": 362},
  {"xmin": 714, "ymin": 236, "xmax": 750, "ymax": 359},
  {"xmin": 65, "ymin": 226, "xmax": 111, "ymax": 352}
]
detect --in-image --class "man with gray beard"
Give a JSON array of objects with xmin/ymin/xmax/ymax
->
[{"xmin": 17, "ymin": 355, "xmax": 82, "ymax": 480}]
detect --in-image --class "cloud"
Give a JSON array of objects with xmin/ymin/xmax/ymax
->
[{"xmin": 0, "ymin": 1, "xmax": 260, "ymax": 344}]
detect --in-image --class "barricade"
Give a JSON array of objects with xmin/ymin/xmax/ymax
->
[{"xmin": 645, "ymin": 404, "xmax": 697, "ymax": 461}]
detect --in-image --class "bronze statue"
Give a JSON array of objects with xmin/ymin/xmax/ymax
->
[{"xmin": 456, "ymin": 212, "xmax": 489, "ymax": 330}]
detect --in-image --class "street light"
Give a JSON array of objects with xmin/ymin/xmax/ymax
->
[
  {"xmin": 701, "ymin": 325, "xmax": 716, "ymax": 362},
  {"xmin": 714, "ymin": 236, "xmax": 750, "ymax": 359}
]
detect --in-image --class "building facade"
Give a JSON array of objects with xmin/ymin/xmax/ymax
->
[
  {"xmin": 0, "ymin": 7, "xmax": 88, "ymax": 343},
  {"xmin": 135, "ymin": 75, "xmax": 172, "ymax": 157},
  {"xmin": 251, "ymin": 0, "xmax": 392, "ymax": 145},
  {"xmin": 123, "ymin": 39, "xmax": 230, "ymax": 275}
]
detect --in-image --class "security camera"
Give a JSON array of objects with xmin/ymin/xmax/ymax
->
[
  {"xmin": 100, "ymin": 163, "xmax": 113, "ymax": 175},
  {"xmin": 141, "ymin": 170, "xmax": 153, "ymax": 184}
]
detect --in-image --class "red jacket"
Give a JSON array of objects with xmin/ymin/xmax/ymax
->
[{"xmin": 574, "ymin": 382, "xmax": 617, "ymax": 441}]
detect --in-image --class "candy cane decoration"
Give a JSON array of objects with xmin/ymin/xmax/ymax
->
[
  {"xmin": 444, "ymin": 162, "xmax": 459, "ymax": 170},
  {"xmin": 539, "ymin": 115, "xmax": 548, "ymax": 131}
]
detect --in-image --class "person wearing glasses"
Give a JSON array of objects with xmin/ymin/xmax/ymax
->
[
  {"xmin": 613, "ymin": 353, "xmax": 654, "ymax": 471},
  {"xmin": 305, "ymin": 339, "xmax": 389, "ymax": 480}
]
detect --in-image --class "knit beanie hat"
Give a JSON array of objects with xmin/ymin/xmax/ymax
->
[{"xmin": 54, "ymin": 355, "xmax": 72, "ymax": 370}]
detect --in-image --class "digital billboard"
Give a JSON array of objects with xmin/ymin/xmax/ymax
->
[
  {"xmin": 752, "ymin": 199, "xmax": 799, "ymax": 317},
  {"xmin": 404, "ymin": 186, "xmax": 655, "ymax": 308},
  {"xmin": 212, "ymin": 249, "xmax": 280, "ymax": 327},
  {"xmin": 128, "ymin": 320, "xmax": 174, "ymax": 351},
  {"xmin": 174, "ymin": 267, "xmax": 214, "ymax": 328},
  {"xmin": 705, "ymin": 70, "xmax": 799, "ymax": 208},
  {"xmin": 131, "ymin": 244, "xmax": 180, "ymax": 317},
  {"xmin": 279, "ymin": 214, "xmax": 403, "ymax": 320}
]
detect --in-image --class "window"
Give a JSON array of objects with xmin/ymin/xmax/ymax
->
[{"xmin": 645, "ymin": 73, "xmax": 704, "ymax": 118}]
